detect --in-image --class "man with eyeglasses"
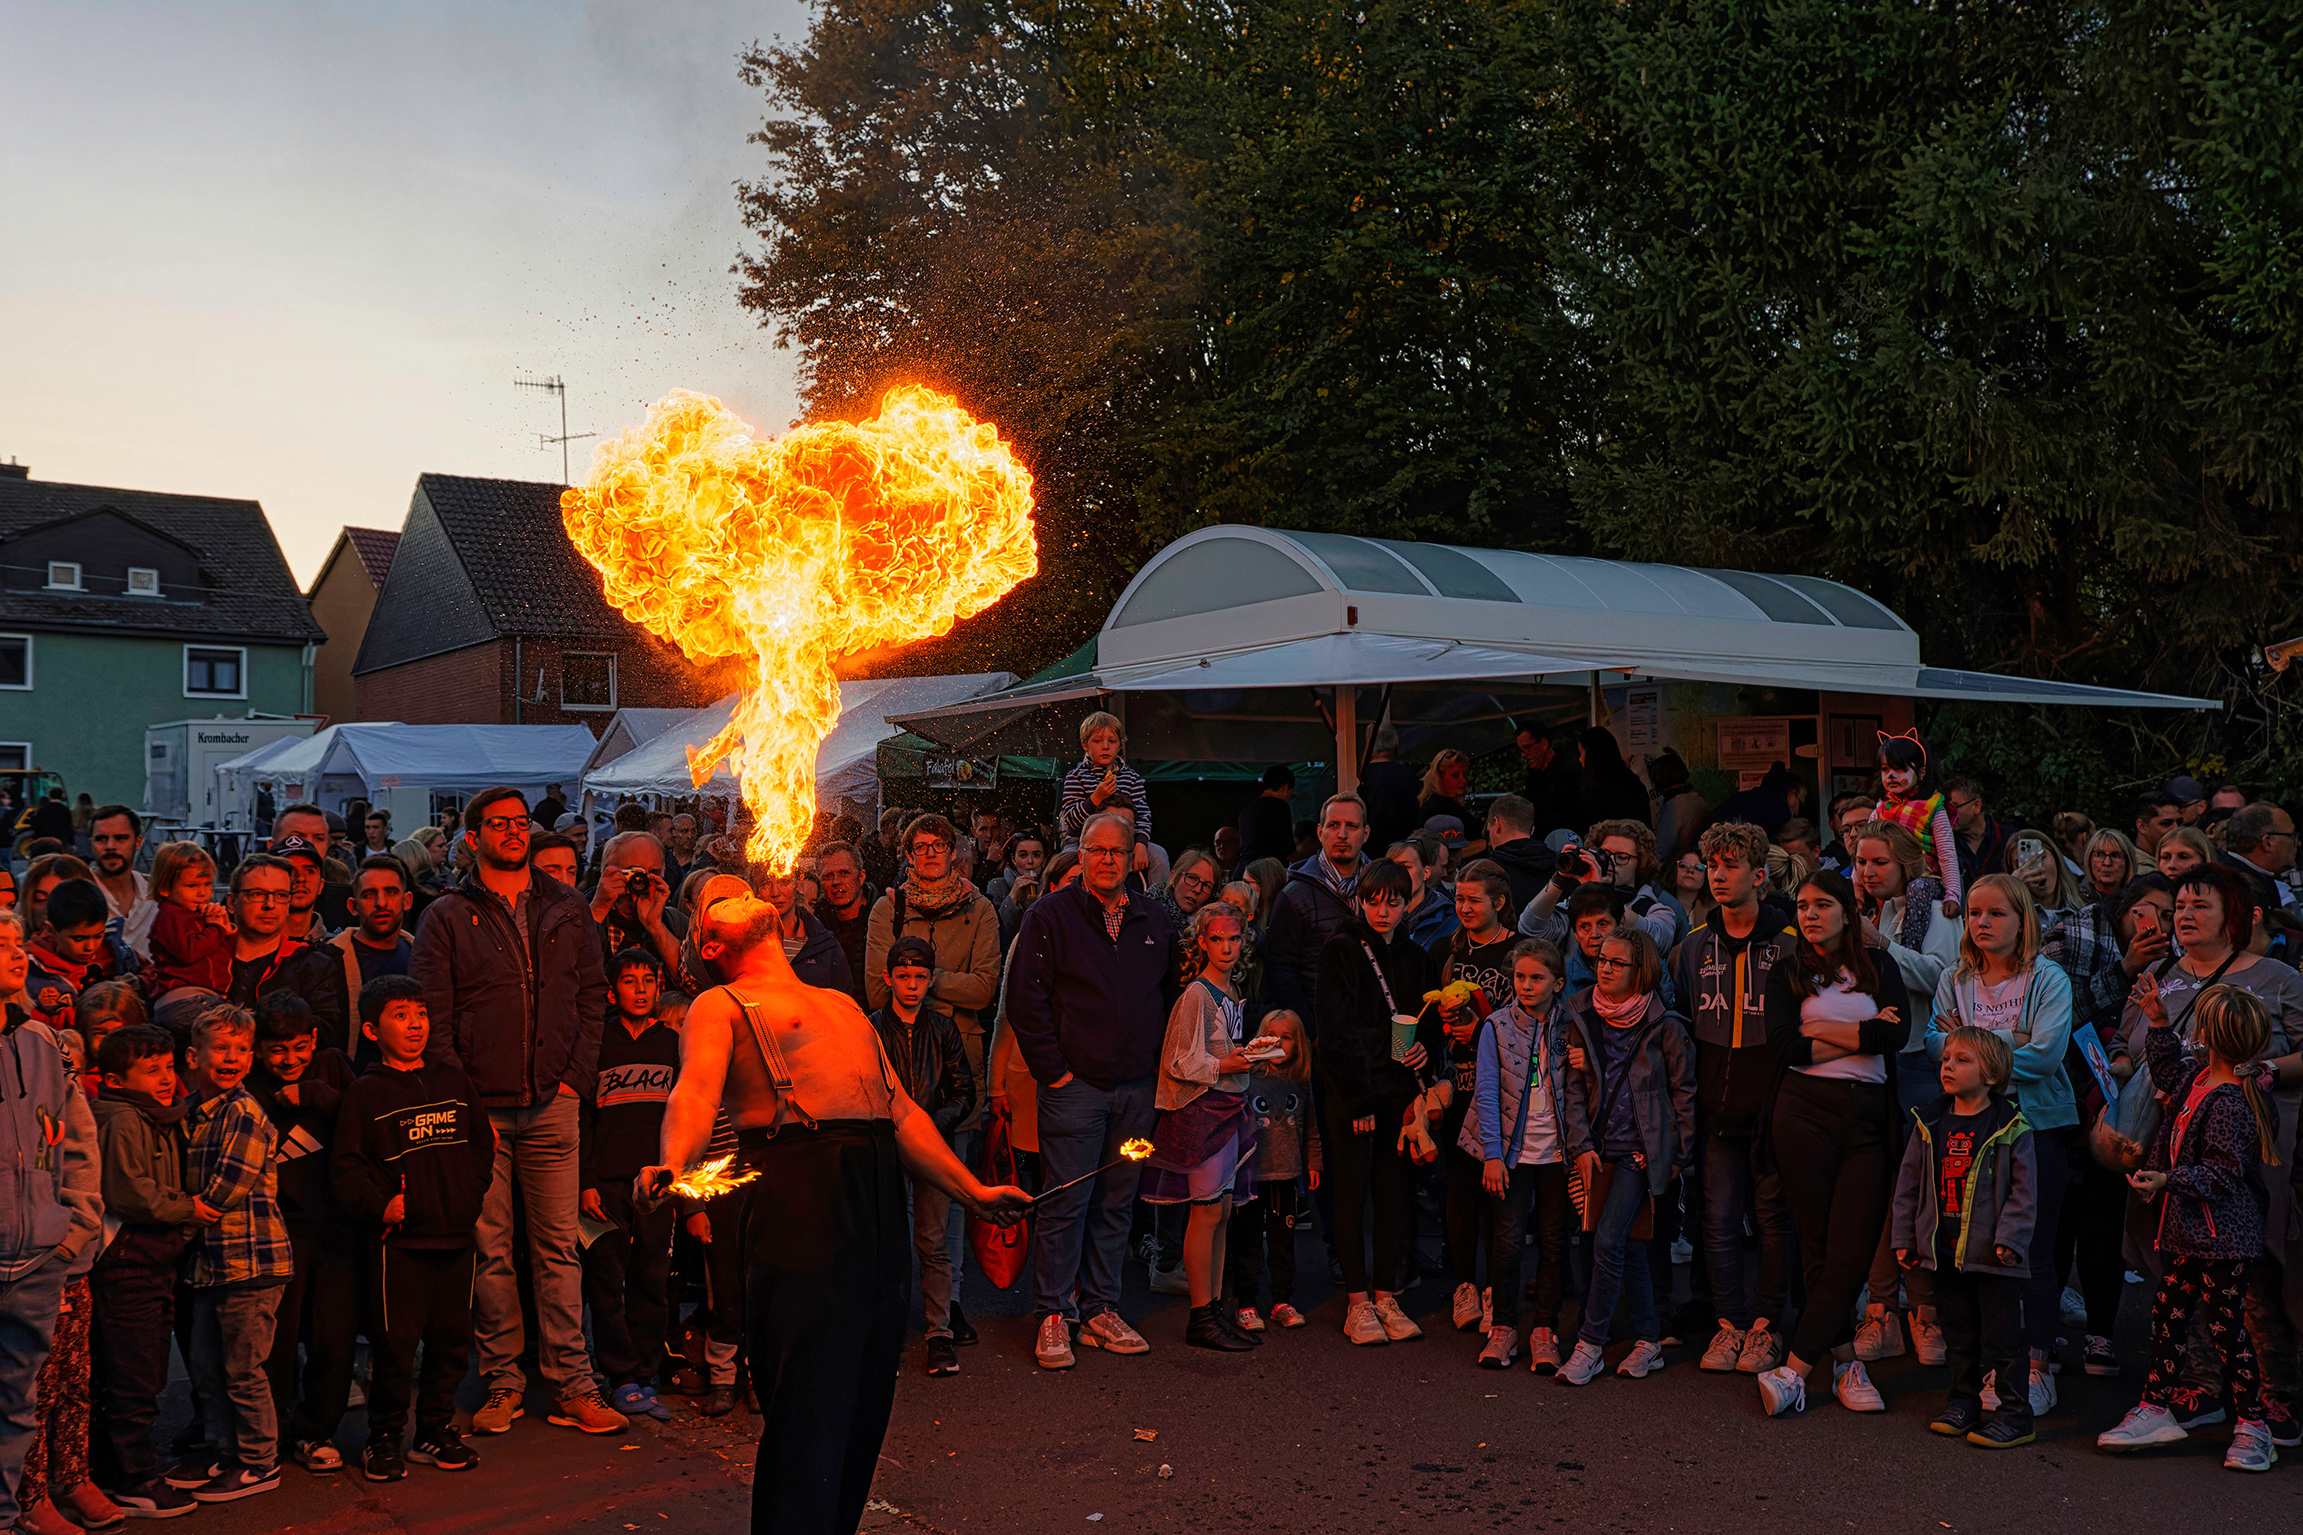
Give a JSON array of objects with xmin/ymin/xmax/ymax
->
[
  {"xmin": 411, "ymin": 785, "xmax": 624, "ymax": 1437},
  {"xmin": 1006, "ymin": 811, "xmax": 1178, "ymax": 1370},
  {"xmin": 1519, "ymin": 817, "xmax": 1687, "ymax": 959},
  {"xmin": 1821, "ymin": 795, "xmax": 1876, "ymax": 874},
  {"xmin": 219, "ymin": 855, "xmax": 342, "ymax": 1020},
  {"xmin": 2219, "ymin": 802, "xmax": 2298, "ymax": 911},
  {"xmin": 1941, "ymin": 777, "xmax": 2009, "ymax": 896}
]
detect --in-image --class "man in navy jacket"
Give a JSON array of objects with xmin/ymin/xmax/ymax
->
[{"xmin": 1005, "ymin": 812, "xmax": 1177, "ymax": 1370}]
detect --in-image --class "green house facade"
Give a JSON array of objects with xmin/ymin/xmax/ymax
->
[{"xmin": 0, "ymin": 466, "xmax": 322, "ymax": 808}]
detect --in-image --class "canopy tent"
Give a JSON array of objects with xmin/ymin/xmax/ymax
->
[
  {"xmin": 888, "ymin": 526, "xmax": 2217, "ymax": 790},
  {"xmin": 209, "ymin": 734, "xmax": 328, "ymax": 832},
  {"xmin": 581, "ymin": 672, "xmax": 1018, "ymax": 809},
  {"xmin": 583, "ymin": 708, "xmax": 702, "ymax": 777},
  {"xmin": 213, "ymin": 723, "xmax": 600, "ymax": 828}
]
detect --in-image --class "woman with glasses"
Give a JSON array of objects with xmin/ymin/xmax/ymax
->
[
  {"xmin": 2080, "ymin": 829, "xmax": 2142, "ymax": 904},
  {"xmin": 1755, "ymin": 869, "xmax": 1912, "ymax": 1416},
  {"xmin": 1671, "ymin": 850, "xmax": 1715, "ymax": 933}
]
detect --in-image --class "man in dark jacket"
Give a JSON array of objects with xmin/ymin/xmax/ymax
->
[
  {"xmin": 411, "ymin": 786, "xmax": 622, "ymax": 1437},
  {"xmin": 1667, "ymin": 822, "xmax": 1796, "ymax": 1374},
  {"xmin": 759, "ymin": 869, "xmax": 854, "ymax": 995},
  {"xmin": 1480, "ymin": 794, "xmax": 1554, "ymax": 913},
  {"xmin": 1262, "ymin": 793, "xmax": 1371, "ymax": 1029},
  {"xmin": 1515, "ymin": 725, "xmax": 1583, "ymax": 840},
  {"xmin": 812, "ymin": 841, "xmax": 876, "ymax": 1006},
  {"xmin": 870, "ymin": 936, "xmax": 976, "ymax": 1376},
  {"xmin": 1006, "ymin": 811, "xmax": 1178, "ymax": 1370}
]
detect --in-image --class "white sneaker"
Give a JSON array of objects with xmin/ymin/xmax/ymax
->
[
  {"xmin": 1373, "ymin": 1295, "xmax": 1424, "ymax": 1342},
  {"xmin": 1451, "ymin": 1282, "xmax": 1483, "ymax": 1332},
  {"xmin": 1557, "ymin": 1340, "xmax": 1607, "ymax": 1386},
  {"xmin": 1344, "ymin": 1300, "xmax": 1388, "ymax": 1346},
  {"xmin": 1737, "ymin": 1321, "xmax": 1783, "ymax": 1374},
  {"xmin": 1034, "ymin": 1313, "xmax": 1075, "ymax": 1370},
  {"xmin": 1149, "ymin": 1263, "xmax": 1188, "ymax": 1296},
  {"xmin": 1078, "ymin": 1311, "xmax": 1150, "ymax": 1355},
  {"xmin": 2097, "ymin": 1402, "xmax": 2187, "ymax": 1452},
  {"xmin": 1478, "ymin": 1326, "xmax": 1518, "ymax": 1369},
  {"xmin": 2060, "ymin": 1286, "xmax": 2089, "ymax": 1327},
  {"xmin": 1852, "ymin": 1311, "xmax": 1905, "ymax": 1361},
  {"xmin": 1617, "ymin": 1339, "xmax": 1667, "ymax": 1378},
  {"xmin": 1701, "ymin": 1323, "xmax": 1747, "ymax": 1373},
  {"xmin": 1834, "ymin": 1359, "xmax": 1887, "ymax": 1412},
  {"xmin": 1910, "ymin": 1312, "xmax": 1947, "ymax": 1366},
  {"xmin": 2225, "ymin": 1420, "xmax": 2279, "ymax": 1473},
  {"xmin": 1981, "ymin": 1371, "xmax": 2001, "ymax": 1411},
  {"xmin": 1757, "ymin": 1364, "xmax": 1806, "ymax": 1416},
  {"xmin": 2028, "ymin": 1363, "xmax": 2058, "ymax": 1416},
  {"xmin": 1525, "ymin": 1327, "xmax": 1562, "ymax": 1374}
]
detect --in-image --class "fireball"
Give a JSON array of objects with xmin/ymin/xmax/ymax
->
[{"xmin": 562, "ymin": 386, "xmax": 1037, "ymax": 872}]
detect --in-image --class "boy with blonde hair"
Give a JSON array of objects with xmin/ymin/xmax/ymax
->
[{"xmin": 1058, "ymin": 711, "xmax": 1152, "ymax": 849}]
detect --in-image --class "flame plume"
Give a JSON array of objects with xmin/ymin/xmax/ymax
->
[{"xmin": 562, "ymin": 386, "xmax": 1037, "ymax": 872}]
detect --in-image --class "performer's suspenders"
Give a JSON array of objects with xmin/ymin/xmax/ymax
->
[{"xmin": 724, "ymin": 986, "xmax": 820, "ymax": 1139}]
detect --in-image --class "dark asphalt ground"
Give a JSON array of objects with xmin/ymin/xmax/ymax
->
[{"xmin": 156, "ymin": 1229, "xmax": 2303, "ymax": 1534}]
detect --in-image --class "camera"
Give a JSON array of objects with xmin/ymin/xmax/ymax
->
[
  {"xmin": 1554, "ymin": 843, "xmax": 1590, "ymax": 881},
  {"xmin": 625, "ymin": 869, "xmax": 650, "ymax": 898}
]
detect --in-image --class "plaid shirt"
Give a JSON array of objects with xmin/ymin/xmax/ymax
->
[
  {"xmin": 186, "ymin": 1085, "xmax": 292, "ymax": 1286},
  {"xmin": 2041, "ymin": 903, "xmax": 2125, "ymax": 1034}
]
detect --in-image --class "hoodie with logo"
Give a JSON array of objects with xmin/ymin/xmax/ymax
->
[
  {"xmin": 0, "ymin": 1008, "xmax": 101, "ymax": 1282},
  {"xmin": 332, "ymin": 1057, "xmax": 494, "ymax": 1250},
  {"xmin": 1668, "ymin": 907, "xmax": 1795, "ymax": 1138},
  {"xmin": 250, "ymin": 1047, "xmax": 357, "ymax": 1239}
]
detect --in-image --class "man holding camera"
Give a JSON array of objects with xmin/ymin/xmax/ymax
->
[
  {"xmin": 1516, "ymin": 817, "xmax": 1688, "ymax": 953},
  {"xmin": 589, "ymin": 831, "xmax": 686, "ymax": 977}
]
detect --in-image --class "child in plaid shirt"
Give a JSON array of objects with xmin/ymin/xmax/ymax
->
[{"xmin": 181, "ymin": 1004, "xmax": 292, "ymax": 1503}]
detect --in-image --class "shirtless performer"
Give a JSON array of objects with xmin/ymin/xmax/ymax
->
[{"xmin": 638, "ymin": 879, "xmax": 1028, "ymax": 1535}]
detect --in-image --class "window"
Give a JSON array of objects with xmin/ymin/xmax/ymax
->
[
  {"xmin": 184, "ymin": 645, "xmax": 246, "ymax": 698},
  {"xmin": 0, "ymin": 744, "xmax": 27, "ymax": 772},
  {"xmin": 126, "ymin": 567, "xmax": 161, "ymax": 597},
  {"xmin": 44, "ymin": 562, "xmax": 81, "ymax": 591},
  {"xmin": 0, "ymin": 635, "xmax": 28, "ymax": 690},
  {"xmin": 560, "ymin": 651, "xmax": 616, "ymax": 711}
]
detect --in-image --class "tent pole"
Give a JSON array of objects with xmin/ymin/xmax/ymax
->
[{"xmin": 1334, "ymin": 686, "xmax": 1358, "ymax": 797}]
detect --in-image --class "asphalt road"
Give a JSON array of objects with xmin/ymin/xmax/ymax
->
[{"xmin": 152, "ymin": 1235, "xmax": 2301, "ymax": 1535}]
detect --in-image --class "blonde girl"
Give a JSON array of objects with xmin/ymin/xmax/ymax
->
[{"xmin": 1226, "ymin": 1008, "xmax": 1320, "ymax": 1330}]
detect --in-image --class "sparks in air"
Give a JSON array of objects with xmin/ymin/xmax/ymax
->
[
  {"xmin": 562, "ymin": 386, "xmax": 1039, "ymax": 873},
  {"xmin": 665, "ymin": 1154, "xmax": 761, "ymax": 1202}
]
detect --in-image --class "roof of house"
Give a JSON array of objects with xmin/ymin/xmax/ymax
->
[
  {"xmin": 0, "ymin": 474, "xmax": 325, "ymax": 644},
  {"xmin": 353, "ymin": 473, "xmax": 639, "ymax": 675},
  {"xmin": 344, "ymin": 527, "xmax": 401, "ymax": 586}
]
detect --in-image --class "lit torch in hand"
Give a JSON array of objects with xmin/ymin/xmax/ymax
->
[
  {"xmin": 561, "ymin": 386, "xmax": 1038, "ymax": 875},
  {"xmin": 1031, "ymin": 1138, "xmax": 1154, "ymax": 1205},
  {"xmin": 654, "ymin": 1154, "xmax": 762, "ymax": 1203}
]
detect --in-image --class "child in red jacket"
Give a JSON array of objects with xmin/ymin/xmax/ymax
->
[{"xmin": 145, "ymin": 842, "xmax": 235, "ymax": 996}]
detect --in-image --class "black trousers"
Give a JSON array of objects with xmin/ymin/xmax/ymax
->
[
  {"xmin": 90, "ymin": 1260, "xmax": 176, "ymax": 1487},
  {"xmin": 583, "ymin": 1184, "xmax": 676, "ymax": 1387},
  {"xmin": 739, "ymin": 1120, "xmax": 909, "ymax": 1535},
  {"xmin": 2056, "ymin": 1151, "xmax": 2129, "ymax": 1337},
  {"xmin": 1323, "ymin": 1092, "xmax": 1418, "ymax": 1294},
  {"xmin": 1935, "ymin": 1265, "xmax": 2029, "ymax": 1427},
  {"xmin": 265, "ymin": 1232, "xmax": 360, "ymax": 1446},
  {"xmin": 1771, "ymin": 1074, "xmax": 1892, "ymax": 1364},
  {"xmin": 1487, "ymin": 1162, "xmax": 1573, "ymax": 1335},
  {"xmin": 1226, "ymin": 1179, "xmax": 1301, "ymax": 1307},
  {"xmin": 367, "ymin": 1245, "xmax": 474, "ymax": 1444},
  {"xmin": 1442, "ymin": 1093, "xmax": 1484, "ymax": 1285}
]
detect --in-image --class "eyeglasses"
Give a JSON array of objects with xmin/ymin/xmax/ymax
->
[
  {"xmin": 480, "ymin": 816, "xmax": 528, "ymax": 833},
  {"xmin": 1081, "ymin": 845, "xmax": 1129, "ymax": 860},
  {"xmin": 1176, "ymin": 871, "xmax": 1213, "ymax": 891},
  {"xmin": 1593, "ymin": 956, "xmax": 1632, "ymax": 971},
  {"xmin": 1947, "ymin": 797, "xmax": 1981, "ymax": 814},
  {"xmin": 240, "ymin": 891, "xmax": 290, "ymax": 906},
  {"xmin": 910, "ymin": 839, "xmax": 951, "ymax": 857}
]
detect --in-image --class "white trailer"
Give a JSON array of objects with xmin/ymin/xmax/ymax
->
[{"xmin": 143, "ymin": 715, "xmax": 319, "ymax": 830}]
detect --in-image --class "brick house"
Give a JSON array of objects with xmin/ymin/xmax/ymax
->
[
  {"xmin": 305, "ymin": 525, "xmax": 400, "ymax": 723},
  {"xmin": 352, "ymin": 474, "xmax": 733, "ymax": 729}
]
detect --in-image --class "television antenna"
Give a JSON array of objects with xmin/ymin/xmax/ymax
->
[{"xmin": 514, "ymin": 374, "xmax": 596, "ymax": 485}]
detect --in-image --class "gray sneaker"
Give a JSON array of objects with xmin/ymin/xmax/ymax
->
[
  {"xmin": 1477, "ymin": 1326, "xmax": 1518, "ymax": 1369},
  {"xmin": 1557, "ymin": 1340, "xmax": 1607, "ymax": 1386},
  {"xmin": 1344, "ymin": 1300, "xmax": 1388, "ymax": 1346},
  {"xmin": 1853, "ymin": 1311, "xmax": 1905, "ymax": 1361},
  {"xmin": 1700, "ymin": 1323, "xmax": 1746, "ymax": 1373},
  {"xmin": 1079, "ymin": 1311, "xmax": 1150, "ymax": 1355}
]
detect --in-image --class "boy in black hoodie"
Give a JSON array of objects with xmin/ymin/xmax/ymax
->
[
  {"xmin": 1668, "ymin": 822, "xmax": 1797, "ymax": 1376},
  {"xmin": 249, "ymin": 994, "xmax": 360, "ymax": 1472},
  {"xmin": 333, "ymin": 975, "xmax": 495, "ymax": 1483},
  {"xmin": 579, "ymin": 949, "xmax": 681, "ymax": 1421}
]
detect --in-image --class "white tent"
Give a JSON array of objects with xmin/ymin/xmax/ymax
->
[
  {"xmin": 582, "ymin": 672, "xmax": 1017, "ymax": 807},
  {"xmin": 209, "ymin": 734, "xmax": 325, "ymax": 831},
  {"xmin": 214, "ymin": 723, "xmax": 600, "ymax": 828}
]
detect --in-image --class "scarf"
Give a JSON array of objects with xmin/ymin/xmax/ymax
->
[
  {"xmin": 112, "ymin": 1085, "xmax": 191, "ymax": 1127},
  {"xmin": 1876, "ymin": 791, "xmax": 1943, "ymax": 851},
  {"xmin": 1591, "ymin": 986, "xmax": 1647, "ymax": 1025},
  {"xmin": 901, "ymin": 867, "xmax": 974, "ymax": 914}
]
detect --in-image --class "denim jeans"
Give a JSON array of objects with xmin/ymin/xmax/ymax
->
[
  {"xmin": 1702, "ymin": 1131, "xmax": 1791, "ymax": 1327},
  {"xmin": 1579, "ymin": 1158, "xmax": 1658, "ymax": 1347},
  {"xmin": 190, "ymin": 1280, "xmax": 284, "ymax": 1471},
  {"xmin": 909, "ymin": 1178, "xmax": 955, "ymax": 1338},
  {"xmin": 0, "ymin": 1256, "xmax": 67, "ymax": 1527},
  {"xmin": 1031, "ymin": 1075, "xmax": 1156, "ymax": 1321},
  {"xmin": 476, "ymin": 1093, "xmax": 593, "ymax": 1400}
]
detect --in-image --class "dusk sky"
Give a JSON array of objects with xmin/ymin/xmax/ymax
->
[{"xmin": 3, "ymin": 0, "xmax": 812, "ymax": 583}]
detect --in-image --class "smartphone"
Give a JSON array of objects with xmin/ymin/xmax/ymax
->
[
  {"xmin": 2016, "ymin": 837, "xmax": 2047, "ymax": 866},
  {"xmin": 2133, "ymin": 905, "xmax": 2162, "ymax": 935}
]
